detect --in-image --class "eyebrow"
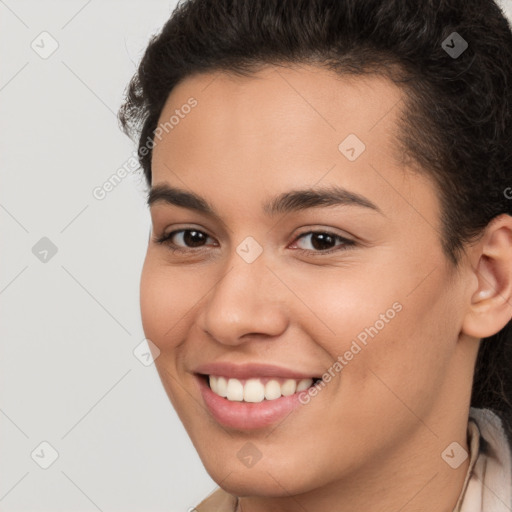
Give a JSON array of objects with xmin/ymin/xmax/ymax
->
[{"xmin": 147, "ymin": 183, "xmax": 384, "ymax": 218}]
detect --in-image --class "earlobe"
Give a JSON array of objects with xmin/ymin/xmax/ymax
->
[{"xmin": 462, "ymin": 214, "xmax": 512, "ymax": 339}]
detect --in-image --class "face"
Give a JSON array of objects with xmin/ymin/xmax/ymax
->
[{"xmin": 141, "ymin": 64, "xmax": 473, "ymax": 496}]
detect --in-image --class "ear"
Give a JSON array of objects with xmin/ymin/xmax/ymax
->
[{"xmin": 462, "ymin": 214, "xmax": 512, "ymax": 339}]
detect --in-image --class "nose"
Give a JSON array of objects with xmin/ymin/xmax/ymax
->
[{"xmin": 197, "ymin": 252, "xmax": 289, "ymax": 346}]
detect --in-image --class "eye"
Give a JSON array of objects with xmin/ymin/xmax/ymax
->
[
  {"xmin": 154, "ymin": 228, "xmax": 356, "ymax": 256},
  {"xmin": 291, "ymin": 231, "xmax": 356, "ymax": 255},
  {"xmin": 154, "ymin": 228, "xmax": 216, "ymax": 253}
]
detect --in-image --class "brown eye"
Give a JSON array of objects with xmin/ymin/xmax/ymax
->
[
  {"xmin": 155, "ymin": 229, "xmax": 215, "ymax": 251},
  {"xmin": 175, "ymin": 230, "xmax": 208, "ymax": 248},
  {"xmin": 292, "ymin": 231, "xmax": 356, "ymax": 255}
]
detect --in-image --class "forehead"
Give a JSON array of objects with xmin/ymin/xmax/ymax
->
[
  {"xmin": 154, "ymin": 63, "xmax": 406, "ymax": 158},
  {"xmin": 150, "ymin": 64, "xmax": 439, "ymax": 229},
  {"xmin": 155, "ymin": 64, "xmax": 409, "ymax": 164}
]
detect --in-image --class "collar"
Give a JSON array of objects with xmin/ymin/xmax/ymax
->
[{"xmin": 455, "ymin": 407, "xmax": 512, "ymax": 512}]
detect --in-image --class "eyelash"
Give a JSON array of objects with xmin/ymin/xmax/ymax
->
[{"xmin": 153, "ymin": 228, "xmax": 356, "ymax": 256}]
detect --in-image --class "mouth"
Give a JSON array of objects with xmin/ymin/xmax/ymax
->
[
  {"xmin": 195, "ymin": 373, "xmax": 323, "ymax": 429},
  {"xmin": 198, "ymin": 374, "xmax": 322, "ymax": 402},
  {"xmin": 192, "ymin": 362, "xmax": 325, "ymax": 429}
]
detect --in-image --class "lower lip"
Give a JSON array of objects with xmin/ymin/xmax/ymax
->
[{"xmin": 196, "ymin": 375, "xmax": 308, "ymax": 430}]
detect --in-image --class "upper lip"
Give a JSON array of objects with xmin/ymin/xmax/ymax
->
[{"xmin": 194, "ymin": 362, "xmax": 320, "ymax": 380}]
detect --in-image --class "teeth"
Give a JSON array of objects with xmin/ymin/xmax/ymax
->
[
  {"xmin": 208, "ymin": 376, "xmax": 314, "ymax": 402},
  {"xmin": 217, "ymin": 376, "xmax": 228, "ymax": 397},
  {"xmin": 265, "ymin": 380, "xmax": 282, "ymax": 400},
  {"xmin": 281, "ymin": 379, "xmax": 297, "ymax": 396},
  {"xmin": 297, "ymin": 378, "xmax": 312, "ymax": 392},
  {"xmin": 244, "ymin": 379, "xmax": 265, "ymax": 402},
  {"xmin": 226, "ymin": 378, "xmax": 244, "ymax": 401}
]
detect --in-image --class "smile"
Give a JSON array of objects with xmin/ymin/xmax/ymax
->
[
  {"xmin": 193, "ymin": 362, "xmax": 323, "ymax": 429},
  {"xmin": 208, "ymin": 375, "xmax": 317, "ymax": 402}
]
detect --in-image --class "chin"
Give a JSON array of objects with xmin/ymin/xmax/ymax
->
[
  {"xmin": 208, "ymin": 468, "xmax": 305, "ymax": 498},
  {"xmin": 197, "ymin": 447, "xmax": 325, "ymax": 498}
]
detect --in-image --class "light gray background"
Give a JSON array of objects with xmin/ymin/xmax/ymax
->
[
  {"xmin": 1, "ymin": 1, "xmax": 215, "ymax": 511},
  {"xmin": 1, "ymin": 1, "xmax": 512, "ymax": 511}
]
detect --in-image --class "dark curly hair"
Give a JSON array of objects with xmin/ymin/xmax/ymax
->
[{"xmin": 118, "ymin": 0, "xmax": 512, "ymax": 439}]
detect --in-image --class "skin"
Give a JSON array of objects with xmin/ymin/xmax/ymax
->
[{"xmin": 140, "ymin": 63, "xmax": 512, "ymax": 512}]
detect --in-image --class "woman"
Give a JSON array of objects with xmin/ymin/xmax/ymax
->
[{"xmin": 118, "ymin": 0, "xmax": 512, "ymax": 510}]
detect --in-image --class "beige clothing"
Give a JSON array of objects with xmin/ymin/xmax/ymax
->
[
  {"xmin": 456, "ymin": 408, "xmax": 512, "ymax": 511},
  {"xmin": 195, "ymin": 407, "xmax": 511, "ymax": 512}
]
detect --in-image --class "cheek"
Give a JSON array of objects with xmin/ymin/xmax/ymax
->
[
  {"xmin": 279, "ymin": 262, "xmax": 405, "ymax": 358},
  {"xmin": 334, "ymin": 269, "xmax": 459, "ymax": 428},
  {"xmin": 139, "ymin": 256, "xmax": 199, "ymax": 347},
  {"xmin": 300, "ymin": 253, "xmax": 457, "ymax": 408}
]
